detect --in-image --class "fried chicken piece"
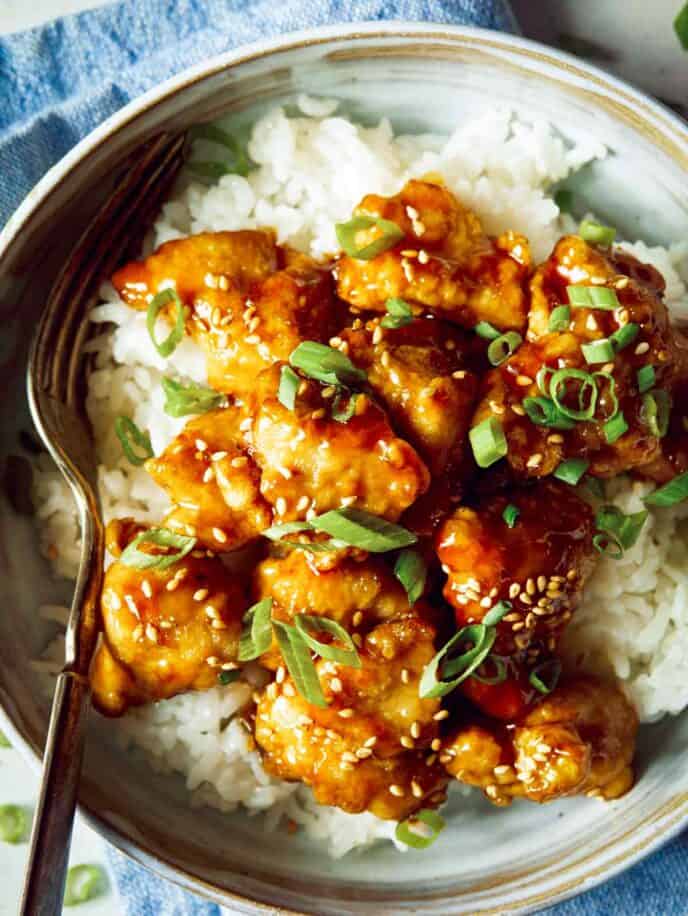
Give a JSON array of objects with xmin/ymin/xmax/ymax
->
[
  {"xmin": 335, "ymin": 179, "xmax": 530, "ymax": 332},
  {"xmin": 436, "ymin": 481, "xmax": 596, "ymax": 719},
  {"xmin": 112, "ymin": 231, "xmax": 339, "ymax": 399},
  {"xmin": 252, "ymin": 550, "xmax": 413, "ymax": 669},
  {"xmin": 145, "ymin": 409, "xmax": 271, "ymax": 552},
  {"xmin": 247, "ymin": 366, "xmax": 430, "ymax": 522},
  {"xmin": 441, "ymin": 677, "xmax": 637, "ymax": 805},
  {"xmin": 254, "ymin": 616, "xmax": 448, "ymax": 818},
  {"xmin": 91, "ymin": 520, "xmax": 247, "ymax": 716},
  {"xmin": 340, "ymin": 317, "xmax": 479, "ymax": 476},
  {"xmin": 475, "ymin": 237, "xmax": 688, "ymax": 479}
]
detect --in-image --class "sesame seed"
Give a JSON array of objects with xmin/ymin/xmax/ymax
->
[
  {"xmin": 389, "ymin": 784, "xmax": 404, "ymax": 797},
  {"xmin": 527, "ymin": 453, "xmax": 543, "ymax": 469},
  {"xmin": 411, "ymin": 780, "xmax": 424, "ymax": 798},
  {"xmin": 248, "ymin": 316, "xmax": 261, "ymax": 333},
  {"xmin": 433, "ymin": 710, "xmax": 449, "ymax": 721},
  {"xmin": 158, "ymin": 621, "xmax": 172, "ymax": 629},
  {"xmin": 503, "ymin": 612, "xmax": 522, "ymax": 623},
  {"xmin": 124, "ymin": 594, "xmax": 139, "ymax": 616},
  {"xmin": 330, "ymin": 677, "xmax": 343, "ymax": 693},
  {"xmin": 356, "ymin": 747, "xmax": 373, "ymax": 759},
  {"xmin": 205, "ymin": 606, "xmax": 219, "ymax": 619},
  {"xmin": 480, "ymin": 596, "xmax": 492, "ymax": 609},
  {"xmin": 230, "ymin": 456, "xmax": 248, "ymax": 468},
  {"xmin": 418, "ymin": 250, "xmax": 429, "ymax": 265},
  {"xmin": 512, "ymin": 403, "xmax": 526, "ymax": 416},
  {"xmin": 400, "ymin": 668, "xmax": 410, "ymax": 684},
  {"xmin": 586, "ymin": 315, "xmax": 598, "ymax": 332},
  {"xmin": 202, "ymin": 467, "xmax": 214, "ymax": 483},
  {"xmin": 311, "ymin": 408, "xmax": 327, "ymax": 420},
  {"xmin": 426, "ymin": 754, "xmax": 437, "ymax": 766},
  {"xmin": 195, "ymin": 439, "xmax": 207, "ymax": 452},
  {"xmin": 526, "ymin": 578, "xmax": 536, "ymax": 595},
  {"xmin": 431, "ymin": 738, "xmax": 441, "ymax": 752},
  {"xmin": 166, "ymin": 579, "xmax": 180, "ymax": 592},
  {"xmin": 352, "ymin": 633, "xmax": 362, "ymax": 647},
  {"xmin": 245, "ymin": 334, "xmax": 260, "ymax": 345},
  {"xmin": 452, "ymin": 370, "xmax": 467, "ymax": 380},
  {"xmin": 338, "ymin": 708, "xmax": 354, "ymax": 718},
  {"xmin": 516, "ymin": 374, "xmax": 533, "ymax": 386},
  {"xmin": 329, "ymin": 337, "xmax": 343, "ymax": 348},
  {"xmin": 400, "ymin": 736, "xmax": 414, "ymax": 749},
  {"xmin": 132, "ymin": 624, "xmax": 144, "ymax": 642},
  {"xmin": 145, "ymin": 623, "xmax": 159, "ymax": 643},
  {"xmin": 275, "ymin": 497, "xmax": 287, "ymax": 516},
  {"xmin": 321, "ymin": 386, "xmax": 336, "ymax": 399},
  {"xmin": 635, "ymin": 341, "xmax": 650, "ymax": 355},
  {"xmin": 537, "ymin": 575, "xmax": 548, "ymax": 591},
  {"xmin": 615, "ymin": 276, "xmax": 630, "ymax": 289},
  {"xmin": 520, "ymin": 592, "xmax": 533, "ymax": 605},
  {"xmin": 380, "ymin": 350, "xmax": 391, "ymax": 368},
  {"xmin": 509, "ymin": 583, "xmax": 520, "ymax": 599},
  {"xmin": 141, "ymin": 580, "xmax": 153, "ymax": 599},
  {"xmin": 547, "ymin": 433, "xmax": 564, "ymax": 444},
  {"xmin": 410, "ymin": 721, "xmax": 421, "ymax": 739},
  {"xmin": 493, "ymin": 764, "xmax": 511, "ymax": 777},
  {"xmin": 372, "ymin": 326, "xmax": 384, "ymax": 345},
  {"xmin": 341, "ymin": 751, "xmax": 358, "ymax": 764},
  {"xmin": 193, "ymin": 588, "xmax": 209, "ymax": 602},
  {"xmin": 212, "ymin": 527, "xmax": 228, "ymax": 543},
  {"xmin": 296, "ymin": 496, "xmax": 310, "ymax": 512},
  {"xmin": 211, "ymin": 451, "xmax": 228, "ymax": 461}
]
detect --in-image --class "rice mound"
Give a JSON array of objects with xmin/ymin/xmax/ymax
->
[{"xmin": 31, "ymin": 97, "xmax": 688, "ymax": 855}]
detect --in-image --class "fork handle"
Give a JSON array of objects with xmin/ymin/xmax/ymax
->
[{"xmin": 19, "ymin": 670, "xmax": 92, "ymax": 916}]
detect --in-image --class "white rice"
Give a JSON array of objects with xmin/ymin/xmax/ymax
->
[{"xmin": 31, "ymin": 97, "xmax": 688, "ymax": 853}]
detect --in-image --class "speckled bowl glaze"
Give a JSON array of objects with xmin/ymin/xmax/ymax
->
[{"xmin": 1, "ymin": 23, "xmax": 687, "ymax": 915}]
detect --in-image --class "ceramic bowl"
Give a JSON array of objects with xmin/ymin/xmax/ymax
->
[{"xmin": 1, "ymin": 22, "xmax": 687, "ymax": 916}]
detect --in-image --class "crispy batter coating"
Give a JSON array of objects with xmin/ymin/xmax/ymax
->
[
  {"xmin": 91, "ymin": 519, "xmax": 247, "ymax": 716},
  {"xmin": 442, "ymin": 677, "xmax": 637, "ymax": 805},
  {"xmin": 254, "ymin": 616, "xmax": 448, "ymax": 818},
  {"xmin": 335, "ymin": 179, "xmax": 530, "ymax": 331}
]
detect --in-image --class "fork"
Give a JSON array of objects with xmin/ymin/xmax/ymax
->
[{"xmin": 22, "ymin": 130, "xmax": 185, "ymax": 916}]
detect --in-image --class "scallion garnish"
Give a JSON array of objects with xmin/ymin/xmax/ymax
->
[
  {"xmin": 469, "ymin": 416, "xmax": 507, "ymax": 468},
  {"xmin": 637, "ymin": 365, "xmax": 656, "ymax": 394},
  {"xmin": 675, "ymin": 1, "xmax": 688, "ymax": 50},
  {"xmin": 394, "ymin": 548, "xmax": 427, "ymax": 605},
  {"xmin": 0, "ymin": 731, "xmax": 10, "ymax": 748},
  {"xmin": 502, "ymin": 503, "xmax": 520, "ymax": 528},
  {"xmin": 335, "ymin": 214, "xmax": 404, "ymax": 260},
  {"xmin": 217, "ymin": 669, "xmax": 241, "ymax": 686},
  {"xmin": 331, "ymin": 390, "xmax": 359, "ymax": 424},
  {"xmin": 147, "ymin": 288, "xmax": 185, "ymax": 358},
  {"xmin": 594, "ymin": 504, "xmax": 648, "ymax": 557},
  {"xmin": 603, "ymin": 410, "xmax": 628, "ymax": 444},
  {"xmin": 554, "ymin": 189, "xmax": 574, "ymax": 213},
  {"xmin": 186, "ymin": 161, "xmax": 232, "ymax": 182},
  {"xmin": 553, "ymin": 458, "xmax": 589, "ymax": 485},
  {"xmin": 522, "ymin": 396, "xmax": 575, "ymax": 430},
  {"xmin": 528, "ymin": 659, "xmax": 561, "ymax": 696},
  {"xmin": 483, "ymin": 601, "xmax": 511, "ymax": 627},
  {"xmin": 487, "ymin": 331, "xmax": 522, "ymax": 367},
  {"xmin": 550, "ymin": 368, "xmax": 598, "ymax": 420},
  {"xmin": 567, "ymin": 285, "xmax": 619, "ymax": 310},
  {"xmin": 472, "ymin": 655, "xmax": 508, "ymax": 685},
  {"xmin": 188, "ymin": 123, "xmax": 251, "ymax": 176},
  {"xmin": 0, "ymin": 805, "xmax": 26, "ymax": 844},
  {"xmin": 295, "ymin": 614, "xmax": 361, "ymax": 668},
  {"xmin": 310, "ymin": 507, "xmax": 417, "ymax": 553},
  {"xmin": 579, "ymin": 220, "xmax": 616, "ymax": 245},
  {"xmin": 584, "ymin": 475, "xmax": 606, "ymax": 500},
  {"xmin": 381, "ymin": 297, "xmax": 414, "ymax": 329},
  {"xmin": 114, "ymin": 416, "xmax": 153, "ymax": 466},
  {"xmin": 641, "ymin": 389, "xmax": 671, "ymax": 438},
  {"xmin": 609, "ymin": 323, "xmax": 640, "ymax": 353},
  {"xmin": 420, "ymin": 624, "xmax": 497, "ymax": 699},
  {"xmin": 395, "ymin": 809, "xmax": 445, "ymax": 849},
  {"xmin": 273, "ymin": 620, "xmax": 327, "ymax": 707},
  {"xmin": 536, "ymin": 366, "xmax": 555, "ymax": 395},
  {"xmin": 644, "ymin": 471, "xmax": 688, "ymax": 507},
  {"xmin": 548, "ymin": 305, "xmax": 571, "ymax": 333},
  {"xmin": 120, "ymin": 527, "xmax": 196, "ymax": 571},
  {"xmin": 474, "ymin": 321, "xmax": 501, "ymax": 341},
  {"xmin": 262, "ymin": 521, "xmax": 313, "ymax": 540},
  {"xmin": 238, "ymin": 598, "xmax": 273, "ymax": 661},
  {"xmin": 289, "ymin": 341, "xmax": 367, "ymax": 388},
  {"xmin": 161, "ymin": 377, "xmax": 226, "ymax": 417},
  {"xmin": 581, "ymin": 338, "xmax": 615, "ymax": 365},
  {"xmin": 63, "ymin": 865, "xmax": 106, "ymax": 907},
  {"xmin": 278, "ymin": 365, "xmax": 300, "ymax": 411}
]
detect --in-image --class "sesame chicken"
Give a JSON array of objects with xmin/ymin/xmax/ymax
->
[
  {"xmin": 91, "ymin": 520, "xmax": 247, "ymax": 716},
  {"xmin": 442, "ymin": 677, "xmax": 637, "ymax": 805},
  {"xmin": 335, "ymin": 179, "xmax": 530, "ymax": 332}
]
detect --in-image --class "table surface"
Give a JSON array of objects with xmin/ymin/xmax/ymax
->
[{"xmin": 0, "ymin": 1, "xmax": 686, "ymax": 913}]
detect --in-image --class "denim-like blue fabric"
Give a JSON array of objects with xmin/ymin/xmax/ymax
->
[{"xmin": 3, "ymin": 1, "xmax": 686, "ymax": 913}]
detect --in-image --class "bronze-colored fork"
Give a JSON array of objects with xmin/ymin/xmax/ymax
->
[{"xmin": 23, "ymin": 131, "xmax": 185, "ymax": 916}]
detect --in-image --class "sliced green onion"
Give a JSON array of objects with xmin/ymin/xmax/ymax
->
[
  {"xmin": 604, "ymin": 411, "xmax": 628, "ymax": 444},
  {"xmin": 295, "ymin": 614, "xmax": 361, "ymax": 667},
  {"xmin": 550, "ymin": 368, "xmax": 598, "ymax": 420},
  {"xmin": 548, "ymin": 305, "xmax": 571, "ymax": 333},
  {"xmin": 114, "ymin": 416, "xmax": 153, "ymax": 466},
  {"xmin": 483, "ymin": 601, "xmax": 511, "ymax": 627},
  {"xmin": 0, "ymin": 805, "xmax": 26, "ymax": 844},
  {"xmin": 310, "ymin": 508, "xmax": 417, "ymax": 553},
  {"xmin": 420, "ymin": 624, "xmax": 497, "ymax": 699},
  {"xmin": 584, "ymin": 476, "xmax": 606, "ymax": 500},
  {"xmin": 536, "ymin": 366, "xmax": 555, "ymax": 395},
  {"xmin": 487, "ymin": 332, "xmax": 522, "ymax": 366},
  {"xmin": 63, "ymin": 865, "xmax": 106, "ymax": 906},
  {"xmin": 595, "ymin": 505, "xmax": 648, "ymax": 553},
  {"xmin": 474, "ymin": 321, "xmax": 501, "ymax": 341},
  {"xmin": 238, "ymin": 598, "xmax": 273, "ymax": 662},
  {"xmin": 567, "ymin": 286, "xmax": 619, "ymax": 310},
  {"xmin": 522, "ymin": 396, "xmax": 575, "ymax": 430},
  {"xmin": 395, "ymin": 809, "xmax": 445, "ymax": 849},
  {"xmin": 331, "ymin": 391, "xmax": 359, "ymax": 424},
  {"xmin": 581, "ymin": 338, "xmax": 615, "ymax": 365},
  {"xmin": 645, "ymin": 471, "xmax": 688, "ymax": 507},
  {"xmin": 381, "ymin": 297, "xmax": 414, "ymax": 329},
  {"xmin": 394, "ymin": 548, "xmax": 427, "ymax": 605},
  {"xmin": 579, "ymin": 220, "xmax": 616, "ymax": 245},
  {"xmin": 262, "ymin": 521, "xmax": 313, "ymax": 541},
  {"xmin": 289, "ymin": 341, "xmax": 367, "ymax": 388},
  {"xmin": 120, "ymin": 528, "xmax": 196, "ymax": 571},
  {"xmin": 147, "ymin": 288, "xmax": 185, "ymax": 358},
  {"xmin": 610, "ymin": 323, "xmax": 640, "ymax": 353},
  {"xmin": 502, "ymin": 503, "xmax": 520, "ymax": 528},
  {"xmin": 218, "ymin": 669, "xmax": 241, "ymax": 686},
  {"xmin": 675, "ymin": 2, "xmax": 688, "ymax": 50},
  {"xmin": 641, "ymin": 389, "xmax": 671, "ymax": 438},
  {"xmin": 469, "ymin": 417, "xmax": 507, "ymax": 468},
  {"xmin": 529, "ymin": 659, "xmax": 562, "ymax": 695},
  {"xmin": 188, "ymin": 124, "xmax": 251, "ymax": 176},
  {"xmin": 553, "ymin": 458, "xmax": 590, "ymax": 485},
  {"xmin": 279, "ymin": 539, "xmax": 347, "ymax": 554},
  {"xmin": 278, "ymin": 365, "xmax": 300, "ymax": 411},
  {"xmin": 161, "ymin": 377, "xmax": 226, "ymax": 417},
  {"xmin": 637, "ymin": 365, "xmax": 656, "ymax": 394},
  {"xmin": 335, "ymin": 214, "xmax": 404, "ymax": 260},
  {"xmin": 472, "ymin": 655, "xmax": 508, "ymax": 685},
  {"xmin": 554, "ymin": 189, "xmax": 574, "ymax": 213},
  {"xmin": 273, "ymin": 621, "xmax": 327, "ymax": 707},
  {"xmin": 0, "ymin": 731, "xmax": 10, "ymax": 748},
  {"xmin": 186, "ymin": 161, "xmax": 232, "ymax": 182},
  {"xmin": 593, "ymin": 532, "xmax": 624, "ymax": 558}
]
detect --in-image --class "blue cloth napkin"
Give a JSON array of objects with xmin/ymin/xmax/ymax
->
[{"xmin": 2, "ymin": 1, "xmax": 687, "ymax": 914}]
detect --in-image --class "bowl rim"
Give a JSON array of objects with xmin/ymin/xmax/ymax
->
[{"xmin": 2, "ymin": 19, "xmax": 688, "ymax": 916}]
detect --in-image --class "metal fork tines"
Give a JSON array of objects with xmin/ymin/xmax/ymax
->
[{"xmin": 23, "ymin": 130, "xmax": 185, "ymax": 916}]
